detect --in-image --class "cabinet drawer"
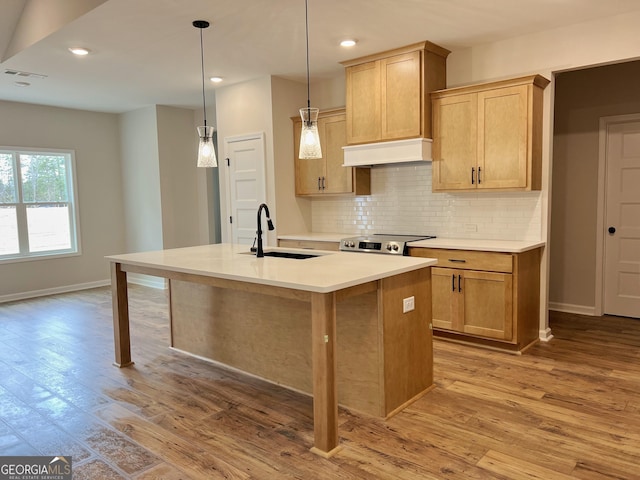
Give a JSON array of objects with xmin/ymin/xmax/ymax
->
[{"xmin": 409, "ymin": 248, "xmax": 513, "ymax": 273}]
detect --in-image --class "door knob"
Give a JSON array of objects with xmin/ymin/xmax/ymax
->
[{"xmin": 608, "ymin": 226, "xmax": 616, "ymax": 234}]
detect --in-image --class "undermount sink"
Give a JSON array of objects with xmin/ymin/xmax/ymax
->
[
  {"xmin": 240, "ymin": 250, "xmax": 321, "ymax": 259},
  {"xmin": 262, "ymin": 251, "xmax": 319, "ymax": 259}
]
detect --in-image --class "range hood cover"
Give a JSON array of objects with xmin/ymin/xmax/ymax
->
[{"xmin": 342, "ymin": 138, "xmax": 432, "ymax": 167}]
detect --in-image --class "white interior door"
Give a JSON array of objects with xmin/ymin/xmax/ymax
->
[
  {"xmin": 604, "ymin": 120, "xmax": 640, "ymax": 318},
  {"xmin": 224, "ymin": 133, "xmax": 266, "ymax": 246}
]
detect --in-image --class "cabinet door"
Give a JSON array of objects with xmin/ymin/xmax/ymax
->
[
  {"xmin": 346, "ymin": 61, "xmax": 381, "ymax": 144},
  {"xmin": 431, "ymin": 267, "xmax": 459, "ymax": 331},
  {"xmin": 293, "ymin": 120, "xmax": 324, "ymax": 195},
  {"xmin": 321, "ymin": 114, "xmax": 352, "ymax": 194},
  {"xmin": 460, "ymin": 270, "xmax": 513, "ymax": 340},
  {"xmin": 477, "ymin": 85, "xmax": 528, "ymax": 189},
  {"xmin": 432, "ymin": 93, "xmax": 478, "ymax": 191},
  {"xmin": 381, "ymin": 51, "xmax": 422, "ymax": 140}
]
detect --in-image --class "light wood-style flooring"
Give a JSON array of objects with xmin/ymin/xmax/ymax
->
[{"xmin": 0, "ymin": 285, "xmax": 639, "ymax": 479}]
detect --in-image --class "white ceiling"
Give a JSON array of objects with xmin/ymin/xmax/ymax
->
[{"xmin": 2, "ymin": 0, "xmax": 640, "ymax": 114}]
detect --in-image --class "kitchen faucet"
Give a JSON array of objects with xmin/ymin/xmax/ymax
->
[{"xmin": 256, "ymin": 203, "xmax": 274, "ymax": 258}]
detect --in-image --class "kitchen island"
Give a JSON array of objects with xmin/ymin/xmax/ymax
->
[{"xmin": 107, "ymin": 243, "xmax": 436, "ymax": 457}]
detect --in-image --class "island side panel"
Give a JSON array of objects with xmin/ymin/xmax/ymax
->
[
  {"xmin": 169, "ymin": 280, "xmax": 312, "ymax": 390},
  {"xmin": 381, "ymin": 267, "xmax": 433, "ymax": 416},
  {"xmin": 168, "ymin": 280, "xmax": 382, "ymax": 416}
]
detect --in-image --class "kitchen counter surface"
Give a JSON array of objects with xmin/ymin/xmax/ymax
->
[
  {"xmin": 277, "ymin": 232, "xmax": 545, "ymax": 253},
  {"xmin": 106, "ymin": 243, "xmax": 436, "ymax": 294},
  {"xmin": 409, "ymin": 238, "xmax": 545, "ymax": 253},
  {"xmin": 277, "ymin": 232, "xmax": 346, "ymax": 243}
]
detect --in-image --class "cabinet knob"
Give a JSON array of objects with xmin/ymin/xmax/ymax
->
[{"xmin": 608, "ymin": 226, "xmax": 616, "ymax": 234}]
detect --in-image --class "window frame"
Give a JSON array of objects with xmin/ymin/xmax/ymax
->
[{"xmin": 0, "ymin": 146, "xmax": 82, "ymax": 264}]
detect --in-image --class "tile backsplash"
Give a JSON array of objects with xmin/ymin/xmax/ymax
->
[{"xmin": 311, "ymin": 163, "xmax": 542, "ymax": 241}]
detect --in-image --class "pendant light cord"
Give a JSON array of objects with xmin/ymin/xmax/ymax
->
[
  {"xmin": 199, "ymin": 26, "xmax": 207, "ymax": 127},
  {"xmin": 304, "ymin": 0, "xmax": 311, "ymax": 125}
]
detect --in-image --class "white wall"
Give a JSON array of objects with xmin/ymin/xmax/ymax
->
[
  {"xmin": 0, "ymin": 100, "xmax": 125, "ymax": 299},
  {"xmin": 270, "ymin": 76, "xmax": 311, "ymax": 234},
  {"xmin": 119, "ymin": 106, "xmax": 163, "ymax": 253},
  {"xmin": 156, "ymin": 105, "xmax": 201, "ymax": 249},
  {"xmin": 215, "ymin": 77, "xmax": 272, "ymax": 245},
  {"xmin": 215, "ymin": 76, "xmax": 311, "ymax": 245}
]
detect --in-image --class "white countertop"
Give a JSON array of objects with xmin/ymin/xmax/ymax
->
[
  {"xmin": 278, "ymin": 232, "xmax": 346, "ymax": 242},
  {"xmin": 278, "ymin": 232, "xmax": 545, "ymax": 253},
  {"xmin": 409, "ymin": 238, "xmax": 545, "ymax": 253},
  {"xmin": 106, "ymin": 243, "xmax": 437, "ymax": 294}
]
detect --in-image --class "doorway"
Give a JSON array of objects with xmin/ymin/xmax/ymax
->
[
  {"xmin": 597, "ymin": 115, "xmax": 640, "ymax": 318},
  {"xmin": 223, "ymin": 132, "xmax": 267, "ymax": 245},
  {"xmin": 550, "ymin": 60, "xmax": 640, "ymax": 318}
]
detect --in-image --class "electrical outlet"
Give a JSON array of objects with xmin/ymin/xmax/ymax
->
[{"xmin": 402, "ymin": 296, "xmax": 415, "ymax": 313}]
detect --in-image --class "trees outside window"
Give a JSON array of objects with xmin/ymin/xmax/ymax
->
[{"xmin": 0, "ymin": 148, "xmax": 79, "ymax": 261}]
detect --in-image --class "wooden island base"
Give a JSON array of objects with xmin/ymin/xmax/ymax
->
[{"xmin": 109, "ymin": 253, "xmax": 433, "ymax": 457}]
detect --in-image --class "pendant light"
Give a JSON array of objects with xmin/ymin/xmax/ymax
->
[
  {"xmin": 193, "ymin": 20, "xmax": 217, "ymax": 168},
  {"xmin": 298, "ymin": 0, "xmax": 322, "ymax": 159}
]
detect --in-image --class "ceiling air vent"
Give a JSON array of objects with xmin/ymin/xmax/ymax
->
[{"xmin": 3, "ymin": 69, "xmax": 47, "ymax": 79}]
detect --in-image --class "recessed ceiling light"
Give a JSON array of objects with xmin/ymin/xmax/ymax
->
[
  {"xmin": 340, "ymin": 39, "xmax": 357, "ymax": 47},
  {"xmin": 15, "ymin": 81, "xmax": 30, "ymax": 87},
  {"xmin": 210, "ymin": 76, "xmax": 223, "ymax": 83},
  {"xmin": 68, "ymin": 47, "xmax": 90, "ymax": 56}
]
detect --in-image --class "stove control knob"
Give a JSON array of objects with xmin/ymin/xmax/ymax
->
[
  {"xmin": 392, "ymin": 244, "xmax": 399, "ymax": 252},
  {"xmin": 386, "ymin": 244, "xmax": 393, "ymax": 251},
  {"xmin": 344, "ymin": 241, "xmax": 354, "ymax": 248}
]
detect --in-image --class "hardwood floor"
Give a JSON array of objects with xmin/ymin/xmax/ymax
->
[{"xmin": 0, "ymin": 286, "xmax": 639, "ymax": 479}]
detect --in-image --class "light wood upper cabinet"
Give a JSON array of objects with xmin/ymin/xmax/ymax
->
[
  {"xmin": 293, "ymin": 108, "xmax": 370, "ymax": 196},
  {"xmin": 432, "ymin": 75, "xmax": 550, "ymax": 192},
  {"xmin": 342, "ymin": 42, "xmax": 449, "ymax": 145}
]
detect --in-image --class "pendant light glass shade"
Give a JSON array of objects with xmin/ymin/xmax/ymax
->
[
  {"xmin": 298, "ymin": 0, "xmax": 322, "ymax": 160},
  {"xmin": 193, "ymin": 20, "xmax": 217, "ymax": 168},
  {"xmin": 299, "ymin": 107, "xmax": 321, "ymax": 159},
  {"xmin": 197, "ymin": 125, "xmax": 217, "ymax": 167}
]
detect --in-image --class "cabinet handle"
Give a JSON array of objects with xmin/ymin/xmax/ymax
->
[
  {"xmin": 318, "ymin": 177, "xmax": 321, "ymax": 190},
  {"xmin": 458, "ymin": 274, "xmax": 462, "ymax": 292},
  {"xmin": 452, "ymin": 274, "xmax": 456, "ymax": 292},
  {"xmin": 448, "ymin": 259, "xmax": 466, "ymax": 263},
  {"xmin": 471, "ymin": 167, "xmax": 475, "ymax": 185},
  {"xmin": 322, "ymin": 176, "xmax": 326, "ymax": 190},
  {"xmin": 478, "ymin": 167, "xmax": 482, "ymax": 184}
]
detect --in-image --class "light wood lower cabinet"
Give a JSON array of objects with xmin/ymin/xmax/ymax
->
[
  {"xmin": 410, "ymin": 246, "xmax": 541, "ymax": 353},
  {"xmin": 432, "ymin": 267, "xmax": 513, "ymax": 340}
]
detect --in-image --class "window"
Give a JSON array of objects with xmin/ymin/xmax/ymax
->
[{"xmin": 0, "ymin": 148, "xmax": 80, "ymax": 262}]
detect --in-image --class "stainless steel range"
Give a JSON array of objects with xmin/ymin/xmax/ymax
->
[{"xmin": 340, "ymin": 234, "xmax": 436, "ymax": 255}]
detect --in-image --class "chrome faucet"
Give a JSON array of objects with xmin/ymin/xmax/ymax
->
[{"xmin": 256, "ymin": 203, "xmax": 274, "ymax": 258}]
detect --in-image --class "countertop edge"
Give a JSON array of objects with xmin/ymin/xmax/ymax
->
[
  {"xmin": 408, "ymin": 239, "xmax": 546, "ymax": 253},
  {"xmin": 106, "ymin": 244, "xmax": 438, "ymax": 294}
]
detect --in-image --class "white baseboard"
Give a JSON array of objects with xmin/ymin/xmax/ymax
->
[
  {"xmin": 0, "ymin": 279, "xmax": 110, "ymax": 304},
  {"xmin": 539, "ymin": 327, "xmax": 554, "ymax": 342},
  {"xmin": 549, "ymin": 302, "xmax": 597, "ymax": 316}
]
